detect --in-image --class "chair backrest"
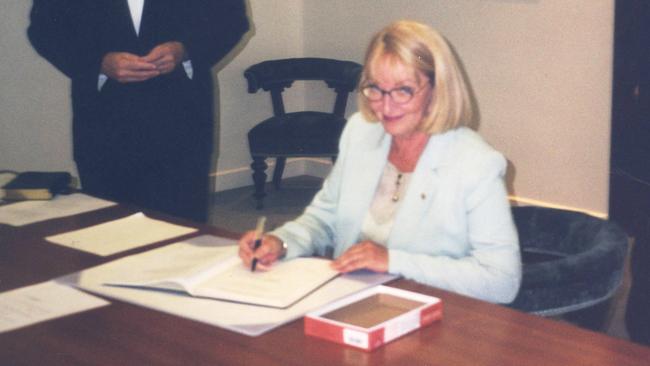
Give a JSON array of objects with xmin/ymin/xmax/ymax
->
[
  {"xmin": 244, "ymin": 58, "xmax": 362, "ymax": 117},
  {"xmin": 509, "ymin": 206, "xmax": 629, "ymax": 317}
]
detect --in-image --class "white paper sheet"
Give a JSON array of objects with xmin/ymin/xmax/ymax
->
[
  {"xmin": 0, "ymin": 193, "xmax": 116, "ymax": 226},
  {"xmin": 65, "ymin": 235, "xmax": 397, "ymax": 336},
  {"xmin": 0, "ymin": 281, "xmax": 110, "ymax": 333},
  {"xmin": 46, "ymin": 212, "xmax": 197, "ymax": 256}
]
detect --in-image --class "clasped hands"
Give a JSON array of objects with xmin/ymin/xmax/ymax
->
[
  {"xmin": 101, "ymin": 41, "xmax": 186, "ymax": 83},
  {"xmin": 238, "ymin": 231, "xmax": 388, "ymax": 273}
]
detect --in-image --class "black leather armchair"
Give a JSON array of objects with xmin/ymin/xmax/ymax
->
[{"xmin": 509, "ymin": 206, "xmax": 628, "ymax": 330}]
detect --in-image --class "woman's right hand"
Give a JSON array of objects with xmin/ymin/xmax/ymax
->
[{"xmin": 238, "ymin": 231, "xmax": 285, "ymax": 271}]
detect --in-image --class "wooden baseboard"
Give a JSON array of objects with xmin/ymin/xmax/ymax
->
[
  {"xmin": 509, "ymin": 196, "xmax": 607, "ymax": 219},
  {"xmin": 212, "ymin": 158, "xmax": 332, "ymax": 192}
]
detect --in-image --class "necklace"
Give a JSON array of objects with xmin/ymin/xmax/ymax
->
[{"xmin": 391, "ymin": 173, "xmax": 403, "ymax": 202}]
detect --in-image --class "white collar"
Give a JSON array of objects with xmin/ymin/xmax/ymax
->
[{"xmin": 127, "ymin": 0, "xmax": 145, "ymax": 35}]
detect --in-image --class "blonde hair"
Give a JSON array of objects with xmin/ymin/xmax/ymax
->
[{"xmin": 358, "ymin": 20, "xmax": 473, "ymax": 134}]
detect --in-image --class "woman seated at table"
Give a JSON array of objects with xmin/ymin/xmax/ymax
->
[{"xmin": 239, "ymin": 20, "xmax": 521, "ymax": 303}]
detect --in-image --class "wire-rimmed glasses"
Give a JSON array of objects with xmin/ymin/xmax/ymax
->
[{"xmin": 361, "ymin": 83, "xmax": 428, "ymax": 104}]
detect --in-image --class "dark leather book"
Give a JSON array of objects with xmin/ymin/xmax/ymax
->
[{"xmin": 2, "ymin": 171, "xmax": 72, "ymax": 200}]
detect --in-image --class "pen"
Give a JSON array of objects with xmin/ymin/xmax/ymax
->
[{"xmin": 250, "ymin": 216, "xmax": 267, "ymax": 272}]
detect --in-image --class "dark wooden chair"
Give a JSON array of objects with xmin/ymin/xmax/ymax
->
[{"xmin": 244, "ymin": 58, "xmax": 362, "ymax": 209}]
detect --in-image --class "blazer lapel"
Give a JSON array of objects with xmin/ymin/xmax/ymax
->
[
  {"xmin": 388, "ymin": 130, "xmax": 456, "ymax": 247},
  {"xmin": 338, "ymin": 130, "xmax": 391, "ymax": 247},
  {"xmin": 104, "ymin": 0, "xmax": 141, "ymax": 55},
  {"xmin": 115, "ymin": 0, "xmax": 139, "ymax": 38},
  {"xmin": 137, "ymin": 0, "xmax": 153, "ymax": 41}
]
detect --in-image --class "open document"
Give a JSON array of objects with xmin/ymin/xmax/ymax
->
[
  {"xmin": 103, "ymin": 235, "xmax": 339, "ymax": 309},
  {"xmin": 66, "ymin": 234, "xmax": 397, "ymax": 336}
]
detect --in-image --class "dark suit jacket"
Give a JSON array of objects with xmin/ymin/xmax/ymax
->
[{"xmin": 27, "ymin": 0, "xmax": 249, "ymax": 162}]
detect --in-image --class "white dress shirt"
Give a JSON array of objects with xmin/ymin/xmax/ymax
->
[{"xmin": 127, "ymin": 0, "xmax": 145, "ymax": 35}]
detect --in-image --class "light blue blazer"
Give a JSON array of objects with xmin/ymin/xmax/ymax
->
[{"xmin": 273, "ymin": 112, "xmax": 521, "ymax": 303}]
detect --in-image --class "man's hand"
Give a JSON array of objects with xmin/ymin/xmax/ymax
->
[
  {"xmin": 141, "ymin": 41, "xmax": 186, "ymax": 75},
  {"xmin": 331, "ymin": 241, "xmax": 389, "ymax": 273},
  {"xmin": 100, "ymin": 52, "xmax": 159, "ymax": 83}
]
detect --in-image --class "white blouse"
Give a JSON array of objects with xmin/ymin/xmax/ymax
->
[{"xmin": 360, "ymin": 162, "xmax": 412, "ymax": 245}]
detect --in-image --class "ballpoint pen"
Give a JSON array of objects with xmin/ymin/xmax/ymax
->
[{"xmin": 250, "ymin": 216, "xmax": 267, "ymax": 272}]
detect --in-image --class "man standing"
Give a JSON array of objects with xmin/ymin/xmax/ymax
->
[{"xmin": 27, "ymin": 0, "xmax": 249, "ymax": 222}]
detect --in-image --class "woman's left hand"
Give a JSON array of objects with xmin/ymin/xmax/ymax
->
[{"xmin": 331, "ymin": 241, "xmax": 388, "ymax": 273}]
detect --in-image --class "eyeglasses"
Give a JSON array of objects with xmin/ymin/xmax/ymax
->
[{"xmin": 361, "ymin": 83, "xmax": 429, "ymax": 104}]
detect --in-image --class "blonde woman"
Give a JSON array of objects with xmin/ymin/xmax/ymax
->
[{"xmin": 239, "ymin": 20, "xmax": 521, "ymax": 303}]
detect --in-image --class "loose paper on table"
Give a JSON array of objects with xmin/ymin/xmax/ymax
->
[
  {"xmin": 0, "ymin": 281, "xmax": 110, "ymax": 333},
  {"xmin": 0, "ymin": 193, "xmax": 116, "ymax": 226},
  {"xmin": 46, "ymin": 212, "xmax": 197, "ymax": 256}
]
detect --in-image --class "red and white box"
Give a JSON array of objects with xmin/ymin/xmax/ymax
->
[{"xmin": 304, "ymin": 285, "xmax": 443, "ymax": 351}]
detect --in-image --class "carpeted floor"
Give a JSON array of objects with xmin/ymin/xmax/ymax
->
[{"xmin": 210, "ymin": 175, "xmax": 323, "ymax": 233}]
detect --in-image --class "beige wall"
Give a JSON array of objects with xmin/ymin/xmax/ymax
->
[
  {"xmin": 302, "ymin": 0, "xmax": 614, "ymax": 216},
  {"xmin": 212, "ymin": 0, "xmax": 305, "ymax": 188},
  {"xmin": 1, "ymin": 1, "xmax": 76, "ymax": 175},
  {"xmin": 0, "ymin": 0, "xmax": 614, "ymax": 215}
]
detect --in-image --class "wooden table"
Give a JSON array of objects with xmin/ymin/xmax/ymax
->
[{"xmin": 1, "ymin": 202, "xmax": 649, "ymax": 365}]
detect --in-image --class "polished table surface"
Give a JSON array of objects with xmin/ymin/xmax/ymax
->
[{"xmin": 1, "ymin": 201, "xmax": 650, "ymax": 366}]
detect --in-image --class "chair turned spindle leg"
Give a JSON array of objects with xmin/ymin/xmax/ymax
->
[
  {"xmin": 273, "ymin": 157, "xmax": 286, "ymax": 189},
  {"xmin": 251, "ymin": 157, "xmax": 267, "ymax": 209}
]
